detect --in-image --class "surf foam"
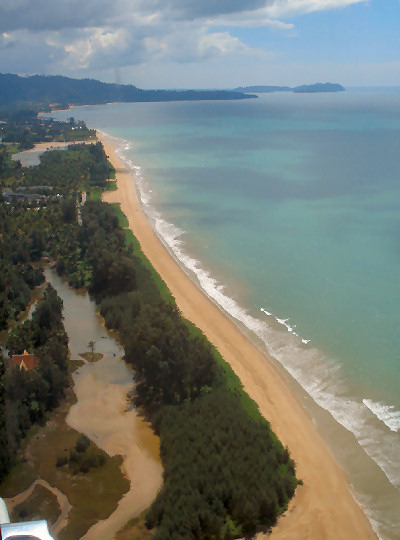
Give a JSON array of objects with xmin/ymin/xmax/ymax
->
[{"xmin": 363, "ymin": 399, "xmax": 400, "ymax": 433}]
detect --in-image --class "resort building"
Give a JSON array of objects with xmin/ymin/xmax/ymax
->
[{"xmin": 10, "ymin": 350, "xmax": 39, "ymax": 371}]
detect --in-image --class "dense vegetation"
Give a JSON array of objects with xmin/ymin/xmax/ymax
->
[
  {"xmin": 0, "ymin": 73, "xmax": 256, "ymax": 113},
  {"xmin": 0, "ymin": 284, "xmax": 69, "ymax": 481},
  {"xmin": 56, "ymin": 434, "xmax": 106, "ymax": 474},
  {"xmin": 0, "ymin": 113, "xmax": 297, "ymax": 538},
  {"xmin": 148, "ymin": 391, "xmax": 296, "ymax": 539},
  {"xmin": 0, "ymin": 241, "xmax": 44, "ymax": 330},
  {"xmin": 0, "ymin": 111, "xmax": 96, "ymax": 150}
]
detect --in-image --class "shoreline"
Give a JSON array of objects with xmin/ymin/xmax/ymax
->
[{"xmin": 99, "ymin": 132, "xmax": 377, "ymax": 539}]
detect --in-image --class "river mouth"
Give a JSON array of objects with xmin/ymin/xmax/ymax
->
[{"xmin": 45, "ymin": 268, "xmax": 162, "ymax": 539}]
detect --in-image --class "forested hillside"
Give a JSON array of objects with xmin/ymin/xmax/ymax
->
[{"xmin": 0, "ymin": 73, "xmax": 256, "ymax": 112}]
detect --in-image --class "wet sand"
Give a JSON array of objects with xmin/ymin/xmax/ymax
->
[
  {"xmin": 44, "ymin": 270, "xmax": 162, "ymax": 540},
  {"xmin": 68, "ymin": 358, "xmax": 162, "ymax": 540},
  {"xmin": 100, "ymin": 133, "xmax": 376, "ymax": 540}
]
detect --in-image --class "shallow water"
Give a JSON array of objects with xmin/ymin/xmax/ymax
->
[
  {"xmin": 12, "ymin": 144, "xmax": 70, "ymax": 167},
  {"xmin": 50, "ymin": 92, "xmax": 400, "ymax": 539}
]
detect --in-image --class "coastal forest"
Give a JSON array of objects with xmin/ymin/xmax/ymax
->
[{"xmin": 0, "ymin": 112, "xmax": 297, "ymax": 539}]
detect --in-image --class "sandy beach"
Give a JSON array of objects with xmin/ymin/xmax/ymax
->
[{"xmin": 100, "ymin": 133, "xmax": 377, "ymax": 540}]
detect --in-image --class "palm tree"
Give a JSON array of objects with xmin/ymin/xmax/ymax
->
[{"xmin": 88, "ymin": 340, "xmax": 95, "ymax": 361}]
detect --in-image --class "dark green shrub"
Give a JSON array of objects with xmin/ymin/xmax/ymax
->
[
  {"xmin": 56, "ymin": 454, "xmax": 68, "ymax": 467},
  {"xmin": 75, "ymin": 434, "xmax": 90, "ymax": 453}
]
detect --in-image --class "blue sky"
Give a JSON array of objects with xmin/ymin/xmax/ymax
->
[{"xmin": 0, "ymin": 0, "xmax": 398, "ymax": 88}]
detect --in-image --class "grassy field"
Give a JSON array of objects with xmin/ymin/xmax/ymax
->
[
  {"xmin": 78, "ymin": 352, "xmax": 104, "ymax": 362},
  {"xmin": 11, "ymin": 484, "xmax": 61, "ymax": 526},
  {"xmin": 86, "ymin": 179, "xmax": 117, "ymax": 201}
]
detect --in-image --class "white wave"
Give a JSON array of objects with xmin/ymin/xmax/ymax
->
[
  {"xmin": 106, "ymin": 130, "xmax": 400, "ymax": 495},
  {"xmin": 363, "ymin": 399, "xmax": 400, "ymax": 433},
  {"xmin": 114, "ymin": 141, "xmax": 153, "ymax": 208},
  {"xmin": 260, "ymin": 307, "xmax": 309, "ymax": 343}
]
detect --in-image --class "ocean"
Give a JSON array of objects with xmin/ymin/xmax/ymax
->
[{"xmin": 50, "ymin": 90, "xmax": 400, "ymax": 539}]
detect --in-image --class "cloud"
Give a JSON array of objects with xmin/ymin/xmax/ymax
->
[
  {"xmin": 0, "ymin": 0, "xmax": 370, "ymax": 82},
  {"xmin": 59, "ymin": 22, "xmax": 257, "ymax": 70},
  {"xmin": 0, "ymin": 0, "xmax": 114, "ymax": 32},
  {"xmin": 46, "ymin": 26, "xmax": 148, "ymax": 71},
  {"xmin": 265, "ymin": 0, "xmax": 368, "ymax": 17},
  {"xmin": 206, "ymin": 11, "xmax": 294, "ymax": 30},
  {"xmin": 0, "ymin": 32, "xmax": 15, "ymax": 50},
  {"xmin": 0, "ymin": 30, "xmax": 67, "ymax": 73},
  {"xmin": 156, "ymin": 0, "xmax": 267, "ymax": 20},
  {"xmin": 0, "ymin": 0, "xmax": 366, "ymax": 33}
]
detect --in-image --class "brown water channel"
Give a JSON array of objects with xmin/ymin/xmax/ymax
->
[{"xmin": 45, "ymin": 268, "xmax": 162, "ymax": 539}]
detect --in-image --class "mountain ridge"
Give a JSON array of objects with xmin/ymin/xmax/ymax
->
[{"xmin": 0, "ymin": 73, "xmax": 257, "ymax": 110}]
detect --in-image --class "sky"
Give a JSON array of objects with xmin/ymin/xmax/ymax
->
[{"xmin": 0, "ymin": 0, "xmax": 398, "ymax": 88}]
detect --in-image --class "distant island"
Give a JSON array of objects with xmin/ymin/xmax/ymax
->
[
  {"xmin": 0, "ymin": 73, "xmax": 257, "ymax": 112},
  {"xmin": 234, "ymin": 82, "xmax": 345, "ymax": 94},
  {"xmin": 293, "ymin": 83, "xmax": 345, "ymax": 93}
]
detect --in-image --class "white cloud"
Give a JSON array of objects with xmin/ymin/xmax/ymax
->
[
  {"xmin": 60, "ymin": 27, "xmax": 147, "ymax": 70},
  {"xmin": 265, "ymin": 0, "xmax": 368, "ymax": 17},
  {"xmin": 199, "ymin": 31, "xmax": 247, "ymax": 57},
  {"xmin": 141, "ymin": 25, "xmax": 256, "ymax": 64},
  {"xmin": 0, "ymin": 0, "xmax": 371, "ymax": 84},
  {"xmin": 206, "ymin": 10, "xmax": 294, "ymax": 30}
]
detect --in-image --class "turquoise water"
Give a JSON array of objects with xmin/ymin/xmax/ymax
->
[{"xmin": 50, "ymin": 92, "xmax": 400, "ymax": 538}]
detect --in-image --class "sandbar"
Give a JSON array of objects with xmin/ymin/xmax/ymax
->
[{"xmin": 100, "ymin": 133, "xmax": 376, "ymax": 540}]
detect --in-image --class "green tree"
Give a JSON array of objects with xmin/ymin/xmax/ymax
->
[{"xmin": 88, "ymin": 340, "xmax": 95, "ymax": 361}]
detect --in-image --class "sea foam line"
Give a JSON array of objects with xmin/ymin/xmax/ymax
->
[
  {"xmin": 260, "ymin": 307, "xmax": 310, "ymax": 343},
  {"xmin": 112, "ymin": 134, "xmax": 400, "ymax": 500},
  {"xmin": 363, "ymin": 399, "xmax": 400, "ymax": 433}
]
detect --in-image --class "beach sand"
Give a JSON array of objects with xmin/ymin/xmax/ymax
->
[{"xmin": 100, "ymin": 133, "xmax": 377, "ymax": 540}]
